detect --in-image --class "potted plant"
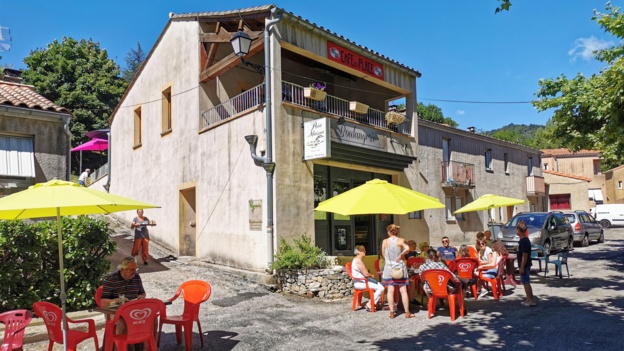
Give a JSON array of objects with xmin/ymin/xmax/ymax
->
[
  {"xmin": 349, "ymin": 101, "xmax": 369, "ymax": 114},
  {"xmin": 385, "ymin": 110, "xmax": 406, "ymax": 125},
  {"xmin": 304, "ymin": 82, "xmax": 327, "ymax": 101}
]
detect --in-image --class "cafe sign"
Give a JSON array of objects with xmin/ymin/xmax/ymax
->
[
  {"xmin": 303, "ymin": 118, "xmax": 331, "ymax": 160},
  {"xmin": 331, "ymin": 121, "xmax": 386, "ymax": 151},
  {"xmin": 327, "ymin": 41, "xmax": 384, "ymax": 80}
]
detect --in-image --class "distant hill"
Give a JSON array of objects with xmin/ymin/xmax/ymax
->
[{"xmin": 484, "ymin": 123, "xmax": 544, "ymax": 143}]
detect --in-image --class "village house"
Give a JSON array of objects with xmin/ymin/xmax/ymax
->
[
  {"xmin": 604, "ymin": 164, "xmax": 624, "ymax": 204},
  {"xmin": 0, "ymin": 68, "xmax": 71, "ymax": 196},
  {"xmin": 103, "ymin": 5, "xmax": 542, "ymax": 273}
]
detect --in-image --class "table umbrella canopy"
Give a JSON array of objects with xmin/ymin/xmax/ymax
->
[
  {"xmin": 315, "ymin": 178, "xmax": 445, "ymax": 216},
  {"xmin": 71, "ymin": 138, "xmax": 108, "ymax": 152},
  {"xmin": 454, "ymin": 194, "xmax": 526, "ymax": 214},
  {"xmin": 0, "ymin": 179, "xmax": 158, "ymax": 351}
]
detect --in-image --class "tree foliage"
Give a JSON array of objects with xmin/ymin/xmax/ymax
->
[
  {"xmin": 122, "ymin": 42, "xmax": 146, "ymax": 83},
  {"xmin": 533, "ymin": 4, "xmax": 624, "ymax": 169},
  {"xmin": 21, "ymin": 37, "xmax": 127, "ymax": 147},
  {"xmin": 417, "ymin": 102, "xmax": 459, "ymax": 127},
  {"xmin": 496, "ymin": 0, "xmax": 512, "ymax": 13}
]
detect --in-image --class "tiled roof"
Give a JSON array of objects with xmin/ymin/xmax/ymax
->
[
  {"xmin": 171, "ymin": 4, "xmax": 421, "ymax": 76},
  {"xmin": 605, "ymin": 164, "xmax": 624, "ymax": 173},
  {"xmin": 543, "ymin": 169, "xmax": 592, "ymax": 182},
  {"xmin": 541, "ymin": 148, "xmax": 601, "ymax": 157},
  {"xmin": 0, "ymin": 81, "xmax": 69, "ymax": 113}
]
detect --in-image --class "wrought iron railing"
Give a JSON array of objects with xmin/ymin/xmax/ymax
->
[
  {"xmin": 199, "ymin": 81, "xmax": 411, "ymax": 134},
  {"xmin": 441, "ymin": 161, "xmax": 475, "ymax": 186}
]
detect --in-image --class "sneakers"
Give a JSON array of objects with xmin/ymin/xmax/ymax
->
[{"xmin": 478, "ymin": 289, "xmax": 489, "ymax": 298}]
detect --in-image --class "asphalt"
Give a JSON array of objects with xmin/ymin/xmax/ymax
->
[{"xmin": 9, "ymin": 221, "xmax": 624, "ymax": 350}]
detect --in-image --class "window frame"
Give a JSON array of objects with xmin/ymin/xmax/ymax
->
[
  {"xmin": 161, "ymin": 85, "xmax": 172, "ymax": 136},
  {"xmin": 485, "ymin": 149, "xmax": 493, "ymax": 171},
  {"xmin": 133, "ymin": 106, "xmax": 142, "ymax": 149}
]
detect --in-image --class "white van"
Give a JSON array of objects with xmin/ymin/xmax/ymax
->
[{"xmin": 592, "ymin": 204, "xmax": 624, "ymax": 228}]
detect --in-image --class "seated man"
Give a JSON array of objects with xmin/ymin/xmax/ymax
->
[
  {"xmin": 417, "ymin": 249, "xmax": 460, "ymax": 297},
  {"xmin": 437, "ymin": 236, "xmax": 457, "ymax": 260},
  {"xmin": 101, "ymin": 256, "xmax": 146, "ymax": 306}
]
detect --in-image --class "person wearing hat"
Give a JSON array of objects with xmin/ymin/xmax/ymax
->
[
  {"xmin": 418, "ymin": 242, "xmax": 430, "ymax": 258},
  {"xmin": 78, "ymin": 168, "xmax": 91, "ymax": 186}
]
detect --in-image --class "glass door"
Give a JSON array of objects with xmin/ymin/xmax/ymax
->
[{"xmin": 332, "ymin": 179, "xmax": 352, "ymax": 255}]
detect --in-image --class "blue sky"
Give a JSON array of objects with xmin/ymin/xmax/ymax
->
[{"xmin": 0, "ymin": 0, "xmax": 618, "ymax": 131}]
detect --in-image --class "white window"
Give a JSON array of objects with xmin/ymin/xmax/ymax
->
[
  {"xmin": 0, "ymin": 136, "xmax": 35, "ymax": 177},
  {"xmin": 445, "ymin": 197, "xmax": 453, "ymax": 220},
  {"xmin": 485, "ymin": 149, "xmax": 492, "ymax": 170},
  {"xmin": 619, "ymin": 181, "xmax": 622, "ymax": 190},
  {"xmin": 544, "ymin": 163, "xmax": 549, "ymax": 170},
  {"xmin": 455, "ymin": 197, "xmax": 464, "ymax": 220},
  {"xmin": 527, "ymin": 157, "xmax": 533, "ymax": 176},
  {"xmin": 445, "ymin": 196, "xmax": 464, "ymax": 220},
  {"xmin": 504, "ymin": 153, "xmax": 509, "ymax": 174}
]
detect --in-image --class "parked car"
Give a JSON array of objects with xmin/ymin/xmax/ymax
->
[
  {"xmin": 563, "ymin": 210, "xmax": 604, "ymax": 247},
  {"xmin": 500, "ymin": 211, "xmax": 573, "ymax": 254},
  {"xmin": 592, "ymin": 204, "xmax": 624, "ymax": 228}
]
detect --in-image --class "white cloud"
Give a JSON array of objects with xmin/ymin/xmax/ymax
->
[
  {"xmin": 568, "ymin": 36, "xmax": 613, "ymax": 61},
  {"xmin": 456, "ymin": 110, "xmax": 465, "ymax": 115}
]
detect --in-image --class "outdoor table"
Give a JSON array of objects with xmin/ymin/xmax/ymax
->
[{"xmin": 504, "ymin": 253, "xmax": 518, "ymax": 287}]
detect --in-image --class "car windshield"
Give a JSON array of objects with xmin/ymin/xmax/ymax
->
[
  {"xmin": 504, "ymin": 213, "xmax": 547, "ymax": 229},
  {"xmin": 564, "ymin": 214, "xmax": 577, "ymax": 223}
]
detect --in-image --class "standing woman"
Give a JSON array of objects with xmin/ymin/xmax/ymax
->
[
  {"xmin": 381, "ymin": 224, "xmax": 414, "ymax": 319},
  {"xmin": 131, "ymin": 209, "xmax": 156, "ymax": 265}
]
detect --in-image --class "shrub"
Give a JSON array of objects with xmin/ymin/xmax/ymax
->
[
  {"xmin": 0, "ymin": 216, "xmax": 116, "ymax": 312},
  {"xmin": 271, "ymin": 235, "xmax": 328, "ymax": 270}
]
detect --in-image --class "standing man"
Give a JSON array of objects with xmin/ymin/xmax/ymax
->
[
  {"xmin": 78, "ymin": 168, "xmax": 91, "ymax": 186},
  {"xmin": 517, "ymin": 220, "xmax": 536, "ymax": 307},
  {"xmin": 437, "ymin": 236, "xmax": 457, "ymax": 260},
  {"xmin": 131, "ymin": 209, "xmax": 156, "ymax": 265}
]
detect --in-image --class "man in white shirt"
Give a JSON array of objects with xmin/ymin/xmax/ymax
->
[{"xmin": 78, "ymin": 168, "xmax": 91, "ymax": 186}]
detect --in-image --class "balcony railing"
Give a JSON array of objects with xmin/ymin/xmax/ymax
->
[
  {"xmin": 526, "ymin": 175, "xmax": 545, "ymax": 196},
  {"xmin": 441, "ymin": 161, "xmax": 475, "ymax": 187},
  {"xmin": 199, "ymin": 81, "xmax": 411, "ymax": 134},
  {"xmin": 89, "ymin": 163, "xmax": 109, "ymax": 183}
]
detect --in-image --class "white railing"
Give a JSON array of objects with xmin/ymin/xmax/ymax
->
[
  {"xmin": 89, "ymin": 163, "xmax": 108, "ymax": 183},
  {"xmin": 199, "ymin": 81, "xmax": 411, "ymax": 134}
]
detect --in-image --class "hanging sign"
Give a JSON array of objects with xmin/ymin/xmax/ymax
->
[
  {"xmin": 327, "ymin": 42, "xmax": 384, "ymax": 80},
  {"xmin": 303, "ymin": 118, "xmax": 331, "ymax": 160}
]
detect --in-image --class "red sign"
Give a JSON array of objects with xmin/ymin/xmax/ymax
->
[{"xmin": 327, "ymin": 42, "xmax": 384, "ymax": 80}]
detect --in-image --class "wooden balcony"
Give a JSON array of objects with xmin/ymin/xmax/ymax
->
[
  {"xmin": 441, "ymin": 161, "xmax": 475, "ymax": 188},
  {"xmin": 526, "ymin": 175, "xmax": 545, "ymax": 196}
]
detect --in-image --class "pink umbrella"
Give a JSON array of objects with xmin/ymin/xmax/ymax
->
[{"xmin": 71, "ymin": 138, "xmax": 108, "ymax": 152}]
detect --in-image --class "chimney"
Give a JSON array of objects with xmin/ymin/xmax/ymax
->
[
  {"xmin": 2, "ymin": 68, "xmax": 23, "ymax": 84},
  {"xmin": 467, "ymin": 126, "xmax": 476, "ymax": 133}
]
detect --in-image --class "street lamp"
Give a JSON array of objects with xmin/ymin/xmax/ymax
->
[{"xmin": 233, "ymin": 10, "xmax": 282, "ymax": 271}]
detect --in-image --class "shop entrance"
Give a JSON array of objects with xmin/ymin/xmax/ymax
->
[{"xmin": 314, "ymin": 165, "xmax": 392, "ymax": 256}]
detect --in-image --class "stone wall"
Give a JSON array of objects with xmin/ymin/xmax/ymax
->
[{"xmin": 275, "ymin": 266, "xmax": 352, "ymax": 300}]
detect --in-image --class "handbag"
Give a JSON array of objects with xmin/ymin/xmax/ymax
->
[{"xmin": 390, "ymin": 266, "xmax": 404, "ymax": 279}]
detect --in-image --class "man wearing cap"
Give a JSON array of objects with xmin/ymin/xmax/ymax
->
[{"xmin": 78, "ymin": 168, "xmax": 91, "ymax": 186}]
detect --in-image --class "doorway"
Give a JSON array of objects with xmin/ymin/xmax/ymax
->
[{"xmin": 179, "ymin": 187, "xmax": 197, "ymax": 256}]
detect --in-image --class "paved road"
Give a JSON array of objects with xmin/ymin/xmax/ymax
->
[{"xmin": 25, "ymin": 226, "xmax": 624, "ymax": 350}]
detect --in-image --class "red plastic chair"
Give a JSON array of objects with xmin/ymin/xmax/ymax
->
[
  {"xmin": 455, "ymin": 258, "xmax": 479, "ymax": 300},
  {"xmin": 94, "ymin": 285, "xmax": 117, "ymax": 350},
  {"xmin": 345, "ymin": 262, "xmax": 385, "ymax": 312},
  {"xmin": 108, "ymin": 298, "xmax": 165, "ymax": 351},
  {"xmin": 158, "ymin": 280, "xmax": 211, "ymax": 351},
  {"xmin": 33, "ymin": 301, "xmax": 99, "ymax": 351},
  {"xmin": 478, "ymin": 255, "xmax": 508, "ymax": 300},
  {"xmin": 0, "ymin": 309, "xmax": 33, "ymax": 351},
  {"xmin": 421, "ymin": 269, "xmax": 465, "ymax": 321},
  {"xmin": 406, "ymin": 257, "xmax": 425, "ymax": 304},
  {"xmin": 373, "ymin": 259, "xmax": 399, "ymax": 304},
  {"xmin": 446, "ymin": 260, "xmax": 457, "ymax": 272},
  {"xmin": 468, "ymin": 246, "xmax": 479, "ymax": 260}
]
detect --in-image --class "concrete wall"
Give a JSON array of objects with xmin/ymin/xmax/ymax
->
[
  {"xmin": 605, "ymin": 166, "xmax": 624, "ymax": 204},
  {"xmin": 544, "ymin": 173, "xmax": 590, "ymax": 211}
]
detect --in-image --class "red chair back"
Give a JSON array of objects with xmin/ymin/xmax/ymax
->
[
  {"xmin": 455, "ymin": 258, "xmax": 479, "ymax": 280},
  {"xmin": 422, "ymin": 269, "xmax": 457, "ymax": 298},
  {"xmin": 33, "ymin": 302, "xmax": 64, "ymax": 343},
  {"xmin": 0, "ymin": 309, "xmax": 33, "ymax": 350},
  {"xmin": 446, "ymin": 260, "xmax": 457, "ymax": 272},
  {"xmin": 374, "ymin": 259, "xmax": 381, "ymax": 273},
  {"xmin": 95, "ymin": 286, "xmax": 103, "ymax": 307},
  {"xmin": 111, "ymin": 298, "xmax": 165, "ymax": 344},
  {"xmin": 406, "ymin": 257, "xmax": 425, "ymax": 268},
  {"xmin": 176, "ymin": 280, "xmax": 211, "ymax": 320},
  {"xmin": 468, "ymin": 246, "xmax": 479, "ymax": 260}
]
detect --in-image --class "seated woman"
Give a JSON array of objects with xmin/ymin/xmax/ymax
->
[
  {"xmin": 476, "ymin": 240, "xmax": 505, "ymax": 298},
  {"xmin": 417, "ymin": 249, "xmax": 460, "ymax": 297},
  {"xmin": 478, "ymin": 237, "xmax": 493, "ymax": 264},
  {"xmin": 418, "ymin": 241, "xmax": 430, "ymax": 258},
  {"xmin": 352, "ymin": 245, "xmax": 385, "ymax": 311},
  {"xmin": 457, "ymin": 244, "xmax": 471, "ymax": 259}
]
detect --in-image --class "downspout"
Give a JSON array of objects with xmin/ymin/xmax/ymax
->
[
  {"xmin": 62, "ymin": 115, "xmax": 72, "ymax": 181},
  {"xmin": 265, "ymin": 8, "xmax": 282, "ymax": 269},
  {"xmin": 104, "ymin": 131, "xmax": 111, "ymax": 192}
]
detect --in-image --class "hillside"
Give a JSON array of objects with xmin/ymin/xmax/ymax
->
[{"xmin": 484, "ymin": 123, "xmax": 543, "ymax": 140}]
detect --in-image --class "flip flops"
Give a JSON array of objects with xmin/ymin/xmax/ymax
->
[{"xmin": 521, "ymin": 301, "xmax": 537, "ymax": 307}]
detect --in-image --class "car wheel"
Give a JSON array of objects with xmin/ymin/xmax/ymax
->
[
  {"xmin": 542, "ymin": 241, "xmax": 551, "ymax": 256},
  {"xmin": 600, "ymin": 219, "xmax": 611, "ymax": 228},
  {"xmin": 581, "ymin": 235, "xmax": 589, "ymax": 247},
  {"xmin": 598, "ymin": 231, "xmax": 604, "ymax": 243}
]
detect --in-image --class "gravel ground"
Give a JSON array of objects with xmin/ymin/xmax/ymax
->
[{"xmin": 23, "ymin": 225, "xmax": 624, "ymax": 351}]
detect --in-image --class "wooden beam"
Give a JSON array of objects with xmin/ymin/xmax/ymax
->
[
  {"xmin": 199, "ymin": 38, "xmax": 264, "ymax": 82},
  {"xmin": 201, "ymin": 31, "xmax": 262, "ymax": 43},
  {"xmin": 204, "ymin": 23, "xmax": 222, "ymax": 71}
]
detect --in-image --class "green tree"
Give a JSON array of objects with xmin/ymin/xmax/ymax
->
[
  {"xmin": 22, "ymin": 37, "xmax": 127, "ymax": 146},
  {"xmin": 533, "ymin": 4, "xmax": 624, "ymax": 169},
  {"xmin": 527, "ymin": 119, "xmax": 564, "ymax": 149},
  {"xmin": 417, "ymin": 102, "xmax": 459, "ymax": 127},
  {"xmin": 122, "ymin": 42, "xmax": 146, "ymax": 83},
  {"xmin": 490, "ymin": 129, "xmax": 526, "ymax": 144},
  {"xmin": 496, "ymin": 0, "xmax": 512, "ymax": 13}
]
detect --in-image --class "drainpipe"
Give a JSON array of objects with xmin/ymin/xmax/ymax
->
[
  {"xmin": 62, "ymin": 115, "xmax": 72, "ymax": 181},
  {"xmin": 265, "ymin": 8, "xmax": 282, "ymax": 270},
  {"xmin": 104, "ymin": 131, "xmax": 111, "ymax": 192}
]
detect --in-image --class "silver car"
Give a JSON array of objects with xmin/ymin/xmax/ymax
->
[
  {"xmin": 563, "ymin": 210, "xmax": 604, "ymax": 247},
  {"xmin": 500, "ymin": 212, "xmax": 573, "ymax": 254}
]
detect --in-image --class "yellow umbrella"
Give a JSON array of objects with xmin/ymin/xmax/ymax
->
[
  {"xmin": 0, "ymin": 180, "xmax": 158, "ymax": 351},
  {"xmin": 315, "ymin": 178, "xmax": 444, "ymax": 215},
  {"xmin": 454, "ymin": 194, "xmax": 526, "ymax": 214}
]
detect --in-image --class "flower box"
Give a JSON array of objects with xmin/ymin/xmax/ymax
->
[
  {"xmin": 385, "ymin": 111, "xmax": 406, "ymax": 125},
  {"xmin": 349, "ymin": 101, "xmax": 369, "ymax": 114},
  {"xmin": 303, "ymin": 87, "xmax": 327, "ymax": 101}
]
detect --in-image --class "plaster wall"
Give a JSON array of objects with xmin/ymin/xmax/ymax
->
[
  {"xmin": 544, "ymin": 173, "xmax": 590, "ymax": 211},
  {"xmin": 605, "ymin": 167, "xmax": 624, "ymax": 203}
]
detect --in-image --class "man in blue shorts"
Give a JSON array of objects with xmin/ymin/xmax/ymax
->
[{"xmin": 517, "ymin": 220, "xmax": 536, "ymax": 307}]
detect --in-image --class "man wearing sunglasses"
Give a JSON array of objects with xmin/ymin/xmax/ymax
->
[{"xmin": 437, "ymin": 236, "xmax": 458, "ymax": 260}]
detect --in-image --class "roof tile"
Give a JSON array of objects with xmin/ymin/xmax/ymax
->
[
  {"xmin": 0, "ymin": 81, "xmax": 68, "ymax": 113},
  {"xmin": 543, "ymin": 169, "xmax": 592, "ymax": 182},
  {"xmin": 541, "ymin": 148, "xmax": 601, "ymax": 157}
]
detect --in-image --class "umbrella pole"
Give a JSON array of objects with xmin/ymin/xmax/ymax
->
[
  {"xmin": 56, "ymin": 209, "xmax": 68, "ymax": 351},
  {"xmin": 79, "ymin": 150, "xmax": 82, "ymax": 175}
]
